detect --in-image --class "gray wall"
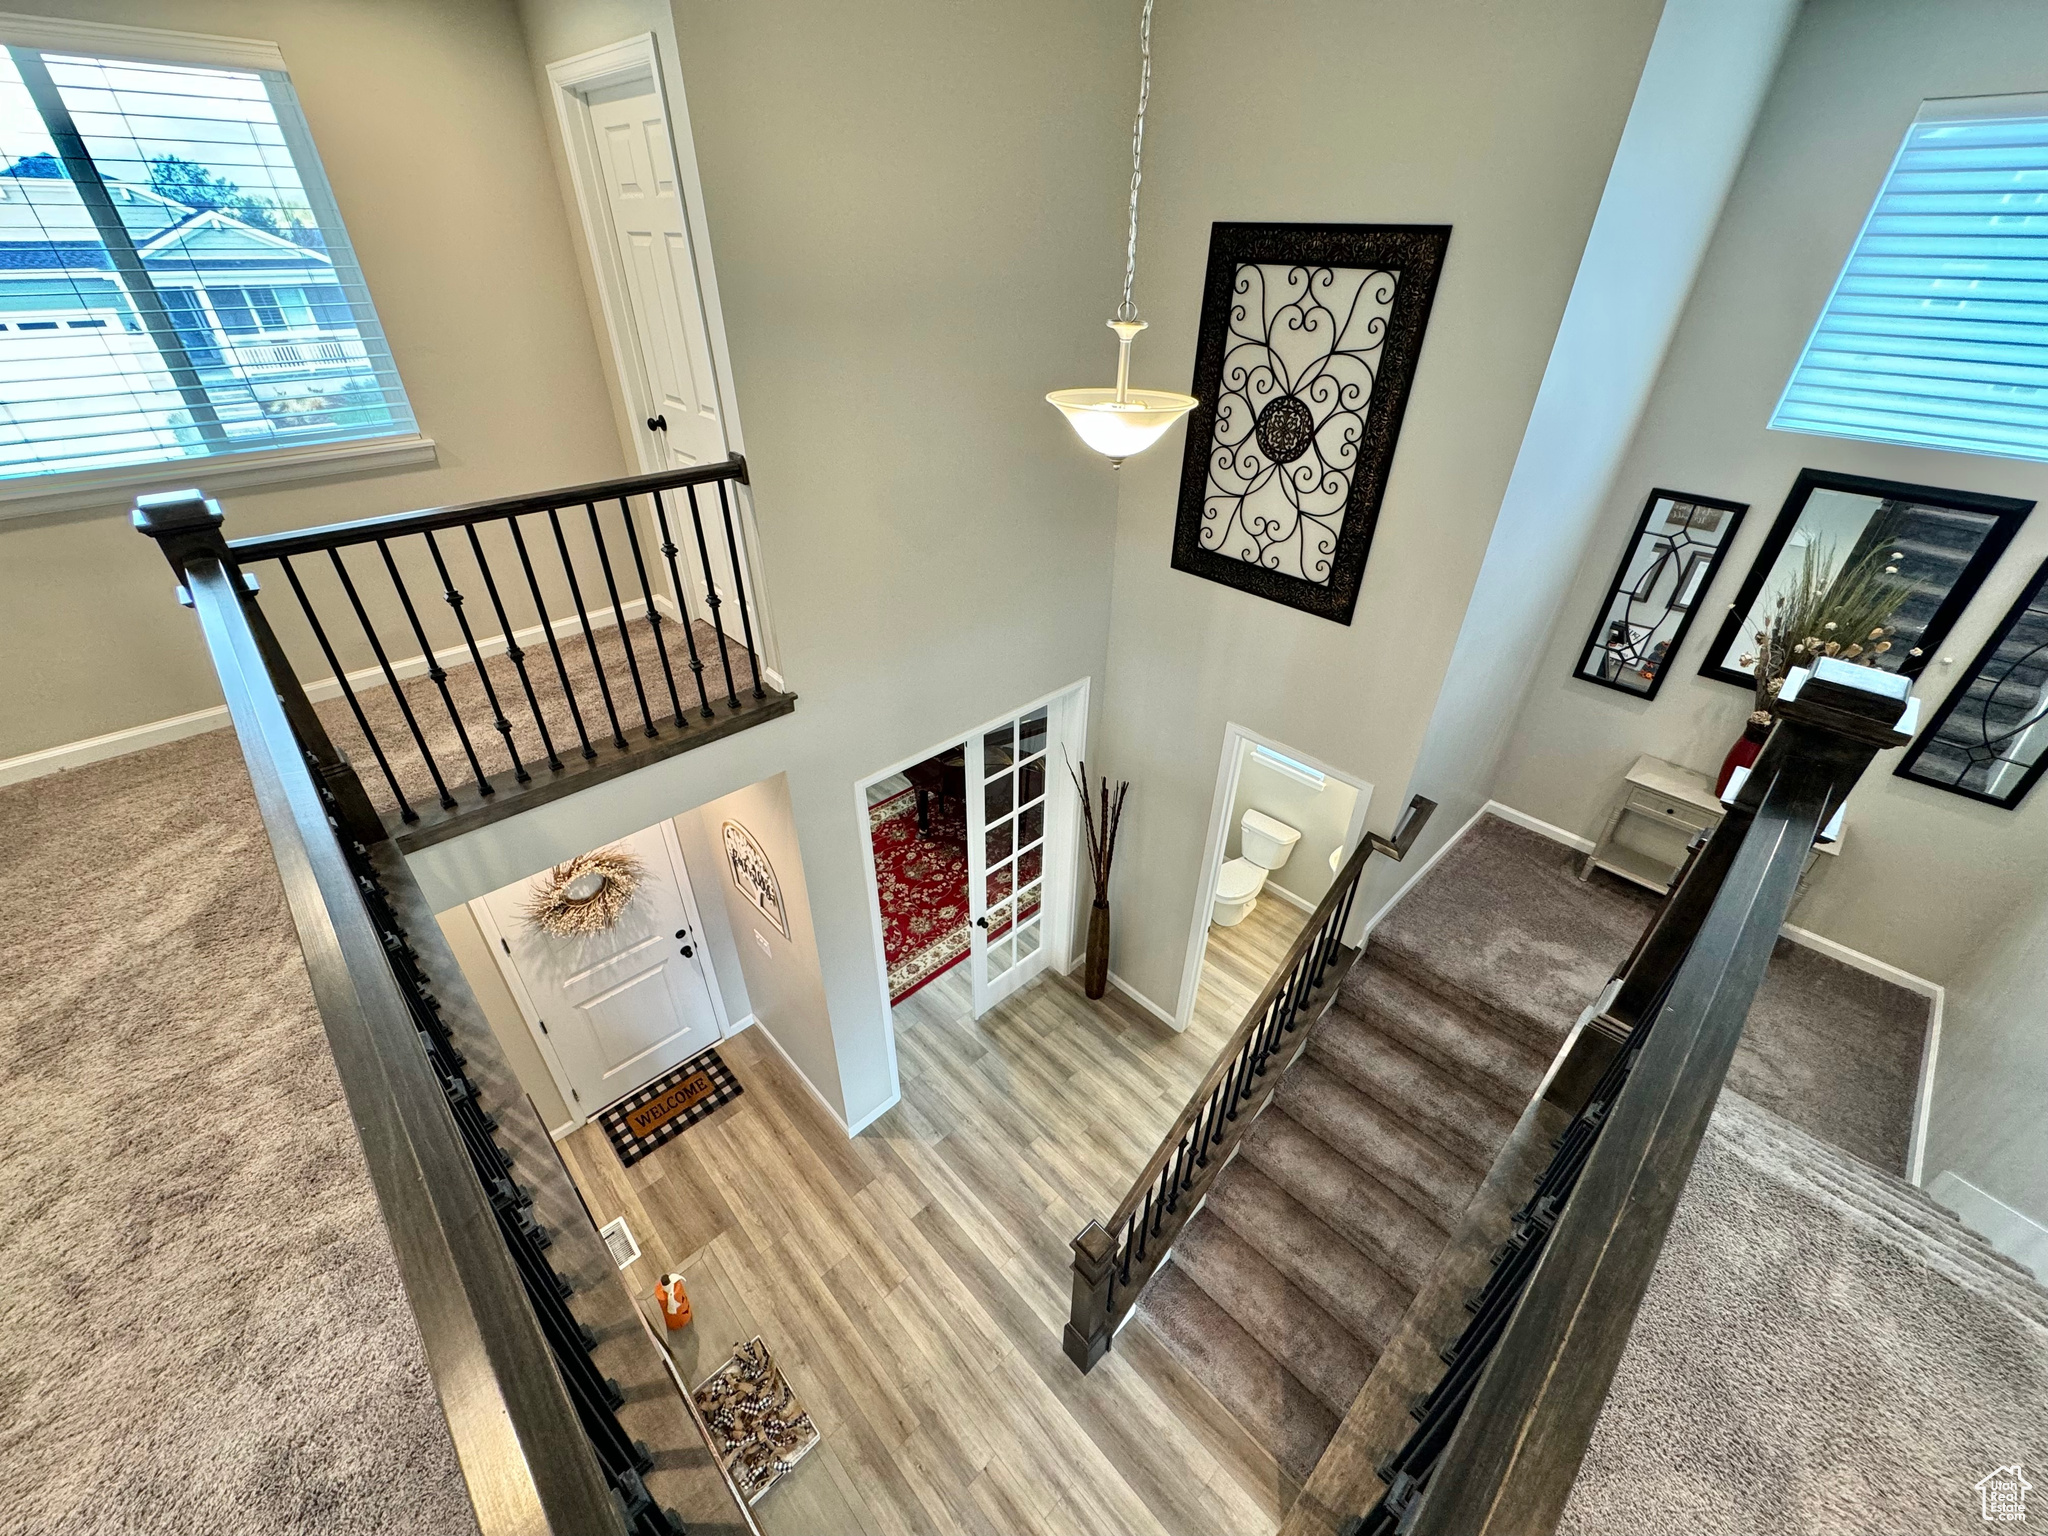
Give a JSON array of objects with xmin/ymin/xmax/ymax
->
[
  {"xmin": 412, "ymin": 0, "xmax": 1134, "ymax": 1129},
  {"xmin": 1223, "ymin": 748, "xmax": 1359, "ymax": 910},
  {"xmin": 437, "ymin": 903, "xmax": 574, "ymax": 1131},
  {"xmin": 1925, "ymin": 893, "xmax": 2048, "ymax": 1230},
  {"xmin": 1492, "ymin": 0, "xmax": 2048, "ymax": 987},
  {"xmin": 1094, "ymin": 0, "xmax": 1669, "ymax": 1011},
  {"xmin": 0, "ymin": 0, "xmax": 630, "ymax": 759}
]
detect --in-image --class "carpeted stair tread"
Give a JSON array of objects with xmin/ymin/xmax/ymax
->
[
  {"xmin": 1135, "ymin": 1263, "xmax": 1337, "ymax": 1486},
  {"xmin": 1340, "ymin": 957, "xmax": 1549, "ymax": 1116},
  {"xmin": 1307, "ymin": 1006, "xmax": 1516, "ymax": 1174},
  {"xmin": 1169, "ymin": 1210, "xmax": 1375, "ymax": 1419},
  {"xmin": 1275, "ymin": 1056, "xmax": 1479, "ymax": 1230},
  {"xmin": 1205, "ymin": 1162, "xmax": 1414, "ymax": 1358},
  {"xmin": 1245, "ymin": 1109, "xmax": 1449, "ymax": 1294},
  {"xmin": 1364, "ymin": 815, "xmax": 1651, "ymax": 1056}
]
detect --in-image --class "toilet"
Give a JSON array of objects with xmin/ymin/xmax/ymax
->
[{"xmin": 1211, "ymin": 808, "xmax": 1302, "ymax": 926}]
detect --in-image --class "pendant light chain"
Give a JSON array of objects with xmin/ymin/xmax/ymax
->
[{"xmin": 1116, "ymin": 0, "xmax": 1154, "ymax": 325}]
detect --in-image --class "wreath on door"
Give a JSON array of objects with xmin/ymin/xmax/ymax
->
[{"xmin": 523, "ymin": 847, "xmax": 646, "ymax": 936}]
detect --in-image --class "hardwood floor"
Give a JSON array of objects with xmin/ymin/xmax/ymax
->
[{"xmin": 559, "ymin": 894, "xmax": 1312, "ymax": 1536}]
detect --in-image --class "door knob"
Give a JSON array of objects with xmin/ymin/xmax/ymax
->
[
  {"xmin": 974, "ymin": 916, "xmax": 989, "ymax": 930},
  {"xmin": 647, "ymin": 413, "xmax": 668, "ymax": 432},
  {"xmin": 679, "ymin": 944, "xmax": 695, "ymax": 958}
]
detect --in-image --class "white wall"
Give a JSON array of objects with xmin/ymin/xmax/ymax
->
[
  {"xmin": 0, "ymin": 0, "xmax": 632, "ymax": 759},
  {"xmin": 438, "ymin": 902, "xmax": 572, "ymax": 1131},
  {"xmin": 1094, "ymin": 0, "xmax": 1670, "ymax": 1012},
  {"xmin": 1224, "ymin": 748, "xmax": 1358, "ymax": 910},
  {"xmin": 673, "ymin": 775, "xmax": 843, "ymax": 1123},
  {"xmin": 1397, "ymin": 0, "xmax": 1800, "ymax": 890},
  {"xmin": 1492, "ymin": 0, "xmax": 2048, "ymax": 987}
]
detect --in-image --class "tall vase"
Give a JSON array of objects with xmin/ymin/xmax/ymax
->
[
  {"xmin": 1715, "ymin": 717, "xmax": 1772, "ymax": 797},
  {"xmin": 1084, "ymin": 899, "xmax": 1110, "ymax": 1000}
]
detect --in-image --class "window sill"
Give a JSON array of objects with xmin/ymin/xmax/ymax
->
[{"xmin": 0, "ymin": 434, "xmax": 439, "ymax": 523}]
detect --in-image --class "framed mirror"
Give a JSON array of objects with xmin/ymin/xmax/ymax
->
[
  {"xmin": 1699, "ymin": 469, "xmax": 2033, "ymax": 691},
  {"xmin": 1573, "ymin": 488, "xmax": 1748, "ymax": 699},
  {"xmin": 1895, "ymin": 556, "xmax": 2048, "ymax": 808}
]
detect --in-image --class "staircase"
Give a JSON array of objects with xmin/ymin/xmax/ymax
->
[{"xmin": 1131, "ymin": 819, "xmax": 1632, "ymax": 1484}]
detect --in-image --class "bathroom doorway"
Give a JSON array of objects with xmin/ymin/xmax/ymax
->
[{"xmin": 1174, "ymin": 725, "xmax": 1371, "ymax": 1033}]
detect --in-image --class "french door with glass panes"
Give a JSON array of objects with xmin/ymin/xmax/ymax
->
[{"xmin": 965, "ymin": 702, "xmax": 1052, "ymax": 1014}]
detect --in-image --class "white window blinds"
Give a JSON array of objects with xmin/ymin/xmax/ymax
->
[
  {"xmin": 0, "ymin": 29, "xmax": 415, "ymax": 486},
  {"xmin": 1771, "ymin": 97, "xmax": 2048, "ymax": 463}
]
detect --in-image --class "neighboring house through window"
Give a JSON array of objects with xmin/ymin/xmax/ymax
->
[
  {"xmin": 0, "ymin": 17, "xmax": 425, "ymax": 510},
  {"xmin": 1772, "ymin": 94, "xmax": 2048, "ymax": 462}
]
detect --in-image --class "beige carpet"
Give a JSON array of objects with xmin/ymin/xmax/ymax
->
[
  {"xmin": 1563, "ymin": 1090, "xmax": 2048, "ymax": 1535},
  {"xmin": 0, "ymin": 732, "xmax": 477, "ymax": 1536},
  {"xmin": 296, "ymin": 606, "xmax": 762, "ymax": 822}
]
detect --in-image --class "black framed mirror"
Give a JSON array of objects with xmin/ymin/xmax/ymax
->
[
  {"xmin": 1698, "ymin": 469, "xmax": 2034, "ymax": 691},
  {"xmin": 1895, "ymin": 556, "xmax": 2048, "ymax": 808},
  {"xmin": 1573, "ymin": 488, "xmax": 1748, "ymax": 699}
]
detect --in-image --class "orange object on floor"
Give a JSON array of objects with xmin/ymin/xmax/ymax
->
[{"xmin": 656, "ymin": 1272, "xmax": 692, "ymax": 1331}]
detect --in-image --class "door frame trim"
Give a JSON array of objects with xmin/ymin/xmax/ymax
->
[
  {"xmin": 1172, "ymin": 723, "xmax": 1373, "ymax": 1033},
  {"xmin": 852, "ymin": 679, "xmax": 1091, "ymax": 1032},
  {"xmin": 471, "ymin": 821, "xmax": 731, "ymax": 1131}
]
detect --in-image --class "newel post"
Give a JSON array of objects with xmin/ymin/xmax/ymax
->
[
  {"xmin": 134, "ymin": 490, "xmax": 387, "ymax": 849},
  {"xmin": 1064, "ymin": 1221, "xmax": 1118, "ymax": 1372}
]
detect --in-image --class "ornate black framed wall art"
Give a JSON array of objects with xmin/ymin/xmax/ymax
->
[
  {"xmin": 1699, "ymin": 468, "xmax": 2034, "ymax": 690},
  {"xmin": 1572, "ymin": 489, "xmax": 1748, "ymax": 699},
  {"xmin": 1170, "ymin": 222, "xmax": 1450, "ymax": 625},
  {"xmin": 1895, "ymin": 556, "xmax": 2048, "ymax": 808}
]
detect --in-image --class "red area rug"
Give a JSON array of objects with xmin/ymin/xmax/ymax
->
[{"xmin": 870, "ymin": 788, "xmax": 1039, "ymax": 1005}]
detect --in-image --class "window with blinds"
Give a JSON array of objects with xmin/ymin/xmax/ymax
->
[
  {"xmin": 0, "ymin": 29, "xmax": 416, "ymax": 492},
  {"xmin": 1771, "ymin": 98, "xmax": 2048, "ymax": 463}
]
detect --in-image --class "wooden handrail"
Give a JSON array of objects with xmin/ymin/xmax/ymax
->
[
  {"xmin": 224, "ymin": 454, "xmax": 750, "ymax": 561},
  {"xmin": 1397, "ymin": 663, "xmax": 1915, "ymax": 1536},
  {"xmin": 1065, "ymin": 793, "xmax": 1435, "ymax": 1371},
  {"xmin": 1108, "ymin": 793, "xmax": 1434, "ymax": 1232}
]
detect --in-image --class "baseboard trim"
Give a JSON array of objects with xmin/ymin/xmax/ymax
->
[
  {"xmin": 549, "ymin": 1119, "xmax": 580, "ymax": 1142},
  {"xmin": 0, "ymin": 704, "xmax": 229, "ymax": 787},
  {"xmin": 733, "ymin": 1011, "xmax": 867, "ymax": 1137},
  {"xmin": 1107, "ymin": 970, "xmax": 1179, "ymax": 1029},
  {"xmin": 1, "ymin": 599, "xmax": 663, "ymax": 789},
  {"xmin": 1261, "ymin": 883, "xmax": 1317, "ymax": 915},
  {"xmin": 1483, "ymin": 799, "xmax": 1598, "ymax": 854},
  {"xmin": 1926, "ymin": 1171, "xmax": 2048, "ymax": 1279},
  {"xmin": 845, "ymin": 1088, "xmax": 901, "ymax": 1137}
]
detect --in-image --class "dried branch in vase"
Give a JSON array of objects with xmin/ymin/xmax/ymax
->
[{"xmin": 1067, "ymin": 753, "xmax": 1129, "ymax": 903}]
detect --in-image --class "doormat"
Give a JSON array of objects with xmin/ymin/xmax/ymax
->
[
  {"xmin": 693, "ymin": 1337, "xmax": 820, "ymax": 1505},
  {"xmin": 599, "ymin": 1048, "xmax": 743, "ymax": 1169},
  {"xmin": 869, "ymin": 788, "xmax": 1041, "ymax": 1005}
]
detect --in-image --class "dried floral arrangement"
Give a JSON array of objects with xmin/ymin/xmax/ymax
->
[
  {"xmin": 1738, "ymin": 528, "xmax": 1916, "ymax": 725},
  {"xmin": 692, "ymin": 1337, "xmax": 819, "ymax": 1504},
  {"xmin": 1068, "ymin": 754, "xmax": 1129, "ymax": 904},
  {"xmin": 521, "ymin": 847, "xmax": 646, "ymax": 937}
]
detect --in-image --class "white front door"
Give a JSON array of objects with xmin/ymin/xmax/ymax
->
[
  {"xmin": 480, "ymin": 824, "xmax": 723, "ymax": 1117},
  {"xmin": 584, "ymin": 77, "xmax": 727, "ymax": 470},
  {"xmin": 965, "ymin": 703, "xmax": 1053, "ymax": 1015}
]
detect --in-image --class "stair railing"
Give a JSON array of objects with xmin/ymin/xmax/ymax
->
[
  {"xmin": 1363, "ymin": 660, "xmax": 1916, "ymax": 1536},
  {"xmin": 1064, "ymin": 793, "xmax": 1436, "ymax": 1371},
  {"xmin": 210, "ymin": 454, "xmax": 786, "ymax": 846},
  {"xmin": 135, "ymin": 493, "xmax": 695, "ymax": 1536}
]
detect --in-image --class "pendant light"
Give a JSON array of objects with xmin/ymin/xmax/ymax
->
[{"xmin": 1047, "ymin": 0, "xmax": 1196, "ymax": 466}]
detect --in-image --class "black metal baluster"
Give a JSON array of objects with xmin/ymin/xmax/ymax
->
[
  {"xmin": 714, "ymin": 476, "xmax": 766, "ymax": 700},
  {"xmin": 277, "ymin": 555, "xmax": 416, "ymax": 823},
  {"xmin": 616, "ymin": 496, "xmax": 685, "ymax": 728},
  {"xmin": 378, "ymin": 538, "xmax": 492, "ymax": 798},
  {"xmin": 507, "ymin": 515, "xmax": 597, "ymax": 761},
  {"xmin": 583, "ymin": 501, "xmax": 656, "ymax": 739},
  {"xmin": 1136, "ymin": 1188, "xmax": 1153, "ymax": 1261},
  {"xmin": 1117, "ymin": 1215, "xmax": 1134, "ymax": 1287},
  {"xmin": 684, "ymin": 483, "xmax": 741, "ymax": 708},
  {"xmin": 466, "ymin": 524, "xmax": 562, "ymax": 772},
  {"xmin": 425, "ymin": 530, "xmax": 529, "ymax": 785},
  {"xmin": 547, "ymin": 507, "xmax": 628, "ymax": 750},
  {"xmin": 650, "ymin": 489, "xmax": 714, "ymax": 719},
  {"xmin": 328, "ymin": 546, "xmax": 456, "ymax": 810}
]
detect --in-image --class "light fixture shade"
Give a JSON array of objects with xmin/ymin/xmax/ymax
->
[{"xmin": 1046, "ymin": 386, "xmax": 1198, "ymax": 462}]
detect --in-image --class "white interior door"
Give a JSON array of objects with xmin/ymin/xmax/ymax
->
[
  {"xmin": 584, "ymin": 77, "xmax": 727, "ymax": 469},
  {"xmin": 480, "ymin": 824, "xmax": 722, "ymax": 1117},
  {"xmin": 966, "ymin": 703, "xmax": 1053, "ymax": 1015}
]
